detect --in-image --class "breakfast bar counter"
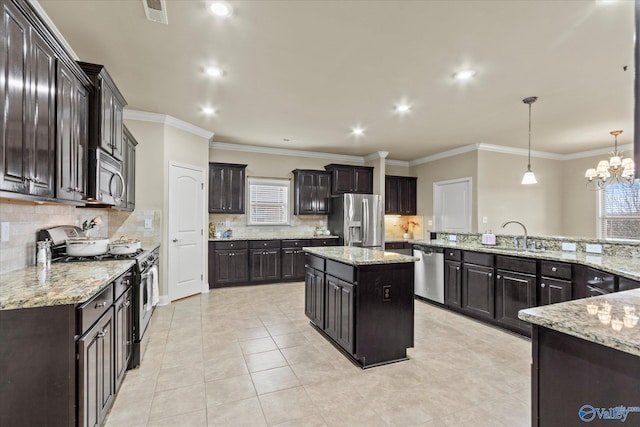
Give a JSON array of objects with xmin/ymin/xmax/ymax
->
[
  {"xmin": 303, "ymin": 246, "xmax": 417, "ymax": 368},
  {"xmin": 519, "ymin": 290, "xmax": 640, "ymax": 426}
]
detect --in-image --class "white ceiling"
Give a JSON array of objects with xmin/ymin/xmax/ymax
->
[{"xmin": 38, "ymin": 0, "xmax": 635, "ymax": 161}]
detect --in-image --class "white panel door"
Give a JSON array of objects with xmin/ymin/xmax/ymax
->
[
  {"xmin": 168, "ymin": 162, "xmax": 205, "ymax": 301},
  {"xmin": 434, "ymin": 178, "xmax": 472, "ymax": 232}
]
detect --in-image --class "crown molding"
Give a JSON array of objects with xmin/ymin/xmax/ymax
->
[
  {"xmin": 123, "ymin": 109, "xmax": 214, "ymax": 139},
  {"xmin": 561, "ymin": 144, "xmax": 633, "ymax": 160},
  {"xmin": 385, "ymin": 159, "xmax": 411, "ymax": 167},
  {"xmin": 210, "ymin": 141, "xmax": 366, "ymax": 163},
  {"xmin": 364, "ymin": 151, "xmax": 389, "ymax": 162},
  {"xmin": 30, "ymin": 1, "xmax": 80, "ymax": 60},
  {"xmin": 409, "ymin": 144, "xmax": 479, "ymax": 166},
  {"xmin": 476, "ymin": 143, "xmax": 564, "ymax": 160}
]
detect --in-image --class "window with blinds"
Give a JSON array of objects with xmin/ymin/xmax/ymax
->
[
  {"xmin": 598, "ymin": 182, "xmax": 640, "ymax": 240},
  {"xmin": 248, "ymin": 177, "xmax": 290, "ymax": 225}
]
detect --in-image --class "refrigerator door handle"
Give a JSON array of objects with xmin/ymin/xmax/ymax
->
[{"xmin": 362, "ymin": 198, "xmax": 369, "ymax": 246}]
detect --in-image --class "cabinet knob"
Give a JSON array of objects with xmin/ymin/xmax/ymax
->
[
  {"xmin": 97, "ymin": 330, "xmax": 107, "ymax": 338},
  {"xmin": 551, "ymin": 267, "xmax": 558, "ymax": 272},
  {"xmin": 95, "ymin": 302, "xmax": 107, "ymax": 308},
  {"xmin": 449, "ymin": 252, "xmax": 454, "ymax": 256},
  {"xmin": 456, "ymin": 266, "xmax": 460, "ymax": 271},
  {"xmin": 541, "ymin": 283, "xmax": 546, "ymax": 288},
  {"xmin": 496, "ymin": 275, "xmax": 501, "ymax": 279},
  {"xmin": 488, "ymin": 273, "xmax": 493, "ymax": 278}
]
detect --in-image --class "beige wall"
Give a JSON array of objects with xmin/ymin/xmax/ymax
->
[
  {"xmin": 561, "ymin": 154, "xmax": 601, "ymax": 238},
  {"xmin": 410, "ymin": 150, "xmax": 478, "ymax": 233},
  {"xmin": 385, "ymin": 164, "xmax": 411, "ymax": 176},
  {"xmin": 476, "ymin": 151, "xmax": 563, "ymax": 237}
]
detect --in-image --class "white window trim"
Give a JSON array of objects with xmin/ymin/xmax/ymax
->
[
  {"xmin": 596, "ymin": 183, "xmax": 640, "ymax": 241},
  {"xmin": 247, "ymin": 177, "xmax": 291, "ymax": 226}
]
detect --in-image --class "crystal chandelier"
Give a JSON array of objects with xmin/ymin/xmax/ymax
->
[{"xmin": 585, "ymin": 130, "xmax": 635, "ymax": 190}]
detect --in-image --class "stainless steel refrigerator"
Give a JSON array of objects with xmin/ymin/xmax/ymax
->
[{"xmin": 328, "ymin": 193, "xmax": 384, "ymax": 249}]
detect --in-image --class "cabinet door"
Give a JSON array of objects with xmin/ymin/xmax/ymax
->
[
  {"xmin": 331, "ymin": 166, "xmax": 354, "ymax": 194},
  {"xmin": 114, "ymin": 288, "xmax": 132, "ymax": 390},
  {"xmin": 495, "ymin": 269, "xmax": 535, "ymax": 333},
  {"xmin": 324, "ymin": 275, "xmax": 354, "ymax": 353},
  {"xmin": 209, "ymin": 163, "xmax": 246, "ymax": 213},
  {"xmin": 0, "ymin": 1, "xmax": 30, "ymax": 193},
  {"xmin": 399, "ymin": 177, "xmax": 417, "ymax": 215},
  {"xmin": 99, "ymin": 80, "xmax": 114, "ymax": 154},
  {"xmin": 385, "ymin": 176, "xmax": 399, "ymax": 214},
  {"xmin": 461, "ymin": 264, "xmax": 495, "ymax": 319},
  {"xmin": 78, "ymin": 308, "xmax": 114, "ymax": 427},
  {"xmin": 444, "ymin": 260, "xmax": 462, "ymax": 308},
  {"xmin": 231, "ymin": 250, "xmax": 249, "ymax": 283},
  {"xmin": 312, "ymin": 270, "xmax": 324, "ymax": 327},
  {"xmin": 208, "ymin": 164, "xmax": 226, "ymax": 213},
  {"xmin": 282, "ymin": 248, "xmax": 296, "ymax": 280},
  {"xmin": 539, "ymin": 277, "xmax": 572, "ymax": 306},
  {"xmin": 305, "ymin": 268, "xmax": 315, "ymax": 320},
  {"xmin": 125, "ymin": 133, "xmax": 135, "ymax": 210},
  {"xmin": 226, "ymin": 166, "xmax": 246, "ymax": 213},
  {"xmin": 28, "ymin": 27, "xmax": 56, "ymax": 197},
  {"xmin": 324, "ymin": 275, "xmax": 340, "ymax": 340},
  {"xmin": 250, "ymin": 249, "xmax": 265, "ymax": 281},
  {"xmin": 315, "ymin": 172, "xmax": 332, "ymax": 214},
  {"xmin": 112, "ymin": 99, "xmax": 123, "ymax": 160},
  {"xmin": 215, "ymin": 249, "xmax": 248, "ymax": 284},
  {"xmin": 353, "ymin": 167, "xmax": 373, "ymax": 194},
  {"xmin": 295, "ymin": 171, "xmax": 316, "ymax": 214}
]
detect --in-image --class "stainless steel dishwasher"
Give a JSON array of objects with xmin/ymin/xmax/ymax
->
[{"xmin": 413, "ymin": 245, "xmax": 444, "ymax": 303}]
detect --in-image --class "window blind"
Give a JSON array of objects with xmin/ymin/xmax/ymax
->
[
  {"xmin": 598, "ymin": 183, "xmax": 640, "ymax": 240},
  {"xmin": 248, "ymin": 177, "xmax": 290, "ymax": 225}
]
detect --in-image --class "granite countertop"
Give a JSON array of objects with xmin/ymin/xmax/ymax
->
[
  {"xmin": 304, "ymin": 246, "xmax": 418, "ymax": 266},
  {"xmin": 0, "ymin": 259, "xmax": 135, "ymax": 311},
  {"xmin": 209, "ymin": 235, "xmax": 339, "ymax": 242},
  {"xmin": 411, "ymin": 239, "xmax": 640, "ymax": 281},
  {"xmin": 519, "ymin": 289, "xmax": 640, "ymax": 357}
]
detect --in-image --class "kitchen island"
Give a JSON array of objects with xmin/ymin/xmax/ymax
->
[
  {"xmin": 519, "ymin": 290, "xmax": 640, "ymax": 426},
  {"xmin": 303, "ymin": 246, "xmax": 417, "ymax": 368}
]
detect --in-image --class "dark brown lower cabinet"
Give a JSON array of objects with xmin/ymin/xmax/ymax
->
[
  {"xmin": 282, "ymin": 247, "xmax": 307, "ymax": 280},
  {"xmin": 214, "ymin": 249, "xmax": 249, "ymax": 285},
  {"xmin": 444, "ymin": 259, "xmax": 462, "ymax": 308},
  {"xmin": 250, "ymin": 249, "xmax": 281, "ymax": 282},
  {"xmin": 495, "ymin": 269, "xmax": 535, "ymax": 335},
  {"xmin": 304, "ymin": 267, "xmax": 325, "ymax": 327},
  {"xmin": 531, "ymin": 326, "xmax": 640, "ymax": 426},
  {"xmin": 539, "ymin": 277, "xmax": 572, "ymax": 305},
  {"xmin": 461, "ymin": 263, "xmax": 495, "ymax": 320},
  {"xmin": 78, "ymin": 308, "xmax": 114, "ymax": 427},
  {"xmin": 114, "ymin": 287, "xmax": 133, "ymax": 390},
  {"xmin": 324, "ymin": 275, "xmax": 355, "ymax": 354}
]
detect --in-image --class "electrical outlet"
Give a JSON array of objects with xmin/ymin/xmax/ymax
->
[
  {"xmin": 225, "ymin": 219, "xmax": 230, "ymax": 227},
  {"xmin": 383, "ymin": 285, "xmax": 391, "ymax": 301},
  {"xmin": 0, "ymin": 222, "xmax": 9, "ymax": 242},
  {"xmin": 448, "ymin": 235, "xmax": 457, "ymax": 242},
  {"xmin": 482, "ymin": 216, "xmax": 488, "ymax": 224},
  {"xmin": 144, "ymin": 218, "xmax": 152, "ymax": 229},
  {"xmin": 427, "ymin": 220, "xmax": 433, "ymax": 226}
]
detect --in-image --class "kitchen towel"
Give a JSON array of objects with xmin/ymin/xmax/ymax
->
[{"xmin": 150, "ymin": 265, "xmax": 160, "ymax": 307}]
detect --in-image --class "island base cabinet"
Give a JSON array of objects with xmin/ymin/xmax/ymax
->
[
  {"xmin": 304, "ymin": 267, "xmax": 325, "ymax": 327},
  {"xmin": 324, "ymin": 275, "xmax": 354, "ymax": 354},
  {"xmin": 532, "ymin": 326, "xmax": 640, "ymax": 427}
]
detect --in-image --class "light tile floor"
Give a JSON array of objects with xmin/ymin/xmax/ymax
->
[{"xmin": 105, "ymin": 282, "xmax": 531, "ymax": 427}]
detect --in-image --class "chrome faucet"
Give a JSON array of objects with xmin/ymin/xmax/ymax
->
[{"xmin": 501, "ymin": 220, "xmax": 528, "ymax": 249}]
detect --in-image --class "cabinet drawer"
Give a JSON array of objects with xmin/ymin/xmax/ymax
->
[
  {"xmin": 585, "ymin": 267, "xmax": 615, "ymax": 293},
  {"xmin": 540, "ymin": 261, "xmax": 572, "ymax": 280},
  {"xmin": 249, "ymin": 240, "xmax": 280, "ymax": 249},
  {"xmin": 496, "ymin": 255, "xmax": 536, "ymax": 275},
  {"xmin": 463, "ymin": 251, "xmax": 493, "ymax": 267},
  {"xmin": 282, "ymin": 239, "xmax": 311, "ymax": 248},
  {"xmin": 385, "ymin": 242, "xmax": 406, "ymax": 250},
  {"xmin": 326, "ymin": 260, "xmax": 355, "ymax": 283},
  {"xmin": 77, "ymin": 283, "xmax": 114, "ymax": 335},
  {"xmin": 311, "ymin": 239, "xmax": 338, "ymax": 247},
  {"xmin": 444, "ymin": 249, "xmax": 462, "ymax": 261},
  {"xmin": 113, "ymin": 269, "xmax": 133, "ymax": 300},
  {"xmin": 306, "ymin": 254, "xmax": 325, "ymax": 271},
  {"xmin": 215, "ymin": 240, "xmax": 248, "ymax": 250}
]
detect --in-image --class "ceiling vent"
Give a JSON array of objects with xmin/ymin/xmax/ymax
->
[{"xmin": 142, "ymin": 0, "xmax": 168, "ymax": 25}]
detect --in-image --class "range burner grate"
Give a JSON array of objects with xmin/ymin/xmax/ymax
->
[{"xmin": 56, "ymin": 249, "xmax": 145, "ymax": 263}]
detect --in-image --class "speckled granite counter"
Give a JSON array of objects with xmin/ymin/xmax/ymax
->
[
  {"xmin": 0, "ymin": 259, "xmax": 135, "ymax": 310},
  {"xmin": 209, "ymin": 235, "xmax": 339, "ymax": 241},
  {"xmin": 304, "ymin": 246, "xmax": 417, "ymax": 266},
  {"xmin": 412, "ymin": 239, "xmax": 640, "ymax": 281}
]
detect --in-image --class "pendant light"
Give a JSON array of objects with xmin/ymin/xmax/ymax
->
[{"xmin": 521, "ymin": 96, "xmax": 538, "ymax": 185}]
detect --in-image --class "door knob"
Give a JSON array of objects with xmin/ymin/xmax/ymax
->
[{"xmin": 172, "ymin": 238, "xmax": 179, "ymax": 243}]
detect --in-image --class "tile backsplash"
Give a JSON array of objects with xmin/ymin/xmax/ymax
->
[
  {"xmin": 0, "ymin": 198, "xmax": 161, "ymax": 274},
  {"xmin": 209, "ymin": 214, "xmax": 327, "ymax": 239}
]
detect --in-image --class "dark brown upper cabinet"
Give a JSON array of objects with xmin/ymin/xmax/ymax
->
[
  {"xmin": 324, "ymin": 164, "xmax": 373, "ymax": 195},
  {"xmin": 78, "ymin": 62, "xmax": 127, "ymax": 160},
  {"xmin": 0, "ymin": 0, "xmax": 57, "ymax": 199},
  {"xmin": 56, "ymin": 60, "xmax": 89, "ymax": 204},
  {"xmin": 122, "ymin": 126, "xmax": 137, "ymax": 211},
  {"xmin": 209, "ymin": 162, "xmax": 247, "ymax": 214},
  {"xmin": 385, "ymin": 175, "xmax": 417, "ymax": 215},
  {"xmin": 292, "ymin": 169, "xmax": 331, "ymax": 215}
]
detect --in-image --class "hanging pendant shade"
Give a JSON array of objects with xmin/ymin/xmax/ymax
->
[{"xmin": 521, "ymin": 96, "xmax": 538, "ymax": 185}]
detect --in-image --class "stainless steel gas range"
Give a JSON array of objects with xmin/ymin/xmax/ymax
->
[{"xmin": 37, "ymin": 225, "xmax": 159, "ymax": 368}]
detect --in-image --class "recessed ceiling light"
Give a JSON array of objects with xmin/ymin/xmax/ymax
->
[
  {"xmin": 202, "ymin": 107, "xmax": 215, "ymax": 115},
  {"xmin": 351, "ymin": 127, "xmax": 365, "ymax": 136},
  {"xmin": 206, "ymin": 67, "xmax": 224, "ymax": 77},
  {"xmin": 395, "ymin": 103, "xmax": 411, "ymax": 113},
  {"xmin": 453, "ymin": 69, "xmax": 477, "ymax": 80},
  {"xmin": 210, "ymin": 1, "xmax": 233, "ymax": 17}
]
